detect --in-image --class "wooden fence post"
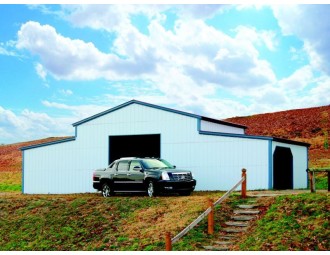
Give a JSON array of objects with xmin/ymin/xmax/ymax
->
[
  {"xmin": 309, "ymin": 171, "xmax": 315, "ymax": 193},
  {"xmin": 165, "ymin": 232, "xmax": 172, "ymax": 251},
  {"xmin": 242, "ymin": 168, "xmax": 247, "ymax": 199},
  {"xmin": 208, "ymin": 199, "xmax": 214, "ymax": 235}
]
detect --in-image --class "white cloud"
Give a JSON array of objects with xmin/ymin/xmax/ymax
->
[
  {"xmin": 273, "ymin": 5, "xmax": 330, "ymax": 74},
  {"xmin": 59, "ymin": 89, "xmax": 73, "ymax": 96},
  {"xmin": 42, "ymin": 100, "xmax": 109, "ymax": 120},
  {"xmin": 16, "ymin": 17, "xmax": 276, "ymax": 101},
  {"xmin": 35, "ymin": 63, "xmax": 47, "ymax": 80},
  {"xmin": 234, "ymin": 26, "xmax": 277, "ymax": 51},
  {"xmin": 279, "ymin": 65, "xmax": 314, "ymax": 91},
  {"xmin": 0, "ymin": 106, "xmax": 74, "ymax": 144},
  {"xmin": 16, "ymin": 21, "xmax": 159, "ymax": 81}
]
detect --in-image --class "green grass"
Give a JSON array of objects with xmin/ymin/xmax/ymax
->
[
  {"xmin": 0, "ymin": 171, "xmax": 21, "ymax": 192},
  {"xmin": 234, "ymin": 193, "xmax": 329, "ymax": 251},
  {"xmin": 314, "ymin": 172, "xmax": 329, "ymax": 190},
  {"xmin": 0, "ymin": 192, "xmax": 228, "ymax": 251},
  {"xmin": 0, "ymin": 183, "xmax": 21, "ymax": 192}
]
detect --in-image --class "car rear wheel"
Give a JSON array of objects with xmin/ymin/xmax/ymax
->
[
  {"xmin": 147, "ymin": 181, "xmax": 156, "ymax": 197},
  {"xmin": 102, "ymin": 183, "xmax": 112, "ymax": 197}
]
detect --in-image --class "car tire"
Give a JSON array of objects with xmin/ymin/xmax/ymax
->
[
  {"xmin": 147, "ymin": 181, "xmax": 156, "ymax": 198},
  {"xmin": 102, "ymin": 183, "xmax": 112, "ymax": 197}
]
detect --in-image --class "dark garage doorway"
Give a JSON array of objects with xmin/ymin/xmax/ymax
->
[
  {"xmin": 273, "ymin": 146, "xmax": 293, "ymax": 189},
  {"xmin": 109, "ymin": 134, "xmax": 161, "ymax": 164}
]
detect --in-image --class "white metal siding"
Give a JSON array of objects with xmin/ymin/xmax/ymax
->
[
  {"xmin": 24, "ymin": 103, "xmax": 271, "ymax": 193},
  {"xmin": 201, "ymin": 120, "xmax": 245, "ymax": 134},
  {"xmin": 272, "ymin": 142, "xmax": 308, "ymax": 189}
]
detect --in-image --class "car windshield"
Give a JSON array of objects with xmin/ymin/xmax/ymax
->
[
  {"xmin": 141, "ymin": 159, "xmax": 171, "ymax": 169},
  {"xmin": 159, "ymin": 159, "xmax": 174, "ymax": 168}
]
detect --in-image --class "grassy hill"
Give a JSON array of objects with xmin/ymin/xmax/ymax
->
[{"xmin": 0, "ymin": 192, "xmax": 328, "ymax": 251}]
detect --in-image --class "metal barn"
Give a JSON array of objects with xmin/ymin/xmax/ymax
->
[{"xmin": 21, "ymin": 100, "xmax": 310, "ymax": 194}]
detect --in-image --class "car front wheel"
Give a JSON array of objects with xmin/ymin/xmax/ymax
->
[
  {"xmin": 147, "ymin": 181, "xmax": 156, "ymax": 198},
  {"xmin": 102, "ymin": 183, "xmax": 112, "ymax": 197}
]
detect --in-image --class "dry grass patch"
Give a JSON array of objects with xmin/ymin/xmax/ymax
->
[
  {"xmin": 0, "ymin": 171, "xmax": 21, "ymax": 191},
  {"xmin": 122, "ymin": 191, "xmax": 224, "ymax": 242}
]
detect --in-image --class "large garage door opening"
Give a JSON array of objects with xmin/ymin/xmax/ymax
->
[
  {"xmin": 109, "ymin": 134, "xmax": 161, "ymax": 164},
  {"xmin": 273, "ymin": 146, "xmax": 293, "ymax": 190}
]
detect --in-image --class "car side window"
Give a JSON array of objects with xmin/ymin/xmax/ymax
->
[
  {"xmin": 117, "ymin": 161, "xmax": 129, "ymax": 172},
  {"xmin": 129, "ymin": 160, "xmax": 141, "ymax": 171}
]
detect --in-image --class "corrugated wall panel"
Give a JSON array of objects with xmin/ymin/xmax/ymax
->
[
  {"xmin": 24, "ymin": 103, "xmax": 271, "ymax": 193},
  {"xmin": 162, "ymin": 135, "xmax": 269, "ymax": 190},
  {"xmin": 272, "ymin": 141, "xmax": 308, "ymax": 189},
  {"xmin": 201, "ymin": 120, "xmax": 245, "ymax": 134}
]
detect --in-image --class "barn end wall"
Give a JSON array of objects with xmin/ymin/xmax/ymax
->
[
  {"xmin": 272, "ymin": 141, "xmax": 308, "ymax": 189},
  {"xmin": 23, "ymin": 103, "xmax": 270, "ymax": 194}
]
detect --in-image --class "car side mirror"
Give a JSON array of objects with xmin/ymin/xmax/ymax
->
[
  {"xmin": 173, "ymin": 165, "xmax": 176, "ymax": 169},
  {"xmin": 133, "ymin": 166, "xmax": 143, "ymax": 172}
]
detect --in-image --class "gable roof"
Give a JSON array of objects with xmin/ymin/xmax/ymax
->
[
  {"xmin": 21, "ymin": 100, "xmax": 310, "ymax": 151},
  {"xmin": 72, "ymin": 99, "xmax": 247, "ymax": 129}
]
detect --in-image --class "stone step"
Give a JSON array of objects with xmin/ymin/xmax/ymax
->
[
  {"xmin": 203, "ymin": 245, "xmax": 229, "ymax": 251},
  {"xmin": 214, "ymin": 241, "xmax": 233, "ymax": 245},
  {"xmin": 225, "ymin": 221, "xmax": 249, "ymax": 227},
  {"xmin": 223, "ymin": 227, "xmax": 248, "ymax": 233},
  {"xmin": 218, "ymin": 235, "xmax": 237, "ymax": 240},
  {"xmin": 237, "ymin": 204, "xmax": 259, "ymax": 209},
  {"xmin": 234, "ymin": 209, "xmax": 260, "ymax": 215},
  {"xmin": 231, "ymin": 215, "xmax": 256, "ymax": 221}
]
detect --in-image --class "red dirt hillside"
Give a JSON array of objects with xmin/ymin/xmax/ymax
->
[
  {"xmin": 0, "ymin": 137, "xmax": 69, "ymax": 172},
  {"xmin": 225, "ymin": 105, "xmax": 330, "ymax": 168}
]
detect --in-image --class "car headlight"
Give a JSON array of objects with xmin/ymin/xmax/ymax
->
[
  {"xmin": 191, "ymin": 172, "xmax": 195, "ymax": 179},
  {"xmin": 161, "ymin": 172, "xmax": 170, "ymax": 180}
]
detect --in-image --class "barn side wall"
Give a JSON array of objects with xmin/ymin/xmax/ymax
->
[
  {"xmin": 272, "ymin": 141, "xmax": 308, "ymax": 189},
  {"xmin": 200, "ymin": 120, "xmax": 245, "ymax": 134},
  {"xmin": 24, "ymin": 103, "xmax": 270, "ymax": 194}
]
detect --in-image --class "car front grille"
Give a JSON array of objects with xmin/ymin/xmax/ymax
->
[{"xmin": 171, "ymin": 172, "xmax": 192, "ymax": 181}]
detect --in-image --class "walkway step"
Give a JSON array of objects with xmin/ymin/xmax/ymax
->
[
  {"xmin": 214, "ymin": 241, "xmax": 233, "ymax": 245},
  {"xmin": 218, "ymin": 235, "xmax": 237, "ymax": 240},
  {"xmin": 237, "ymin": 204, "xmax": 258, "ymax": 209},
  {"xmin": 223, "ymin": 227, "xmax": 248, "ymax": 233},
  {"xmin": 234, "ymin": 209, "xmax": 260, "ymax": 214},
  {"xmin": 231, "ymin": 215, "xmax": 256, "ymax": 221},
  {"xmin": 225, "ymin": 221, "xmax": 249, "ymax": 227},
  {"xmin": 203, "ymin": 245, "xmax": 229, "ymax": 251}
]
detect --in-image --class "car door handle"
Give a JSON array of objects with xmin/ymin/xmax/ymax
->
[
  {"xmin": 127, "ymin": 173, "xmax": 131, "ymax": 176},
  {"xmin": 114, "ymin": 173, "xmax": 119, "ymax": 176}
]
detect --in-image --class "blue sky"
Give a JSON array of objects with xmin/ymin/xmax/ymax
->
[{"xmin": 0, "ymin": 4, "xmax": 329, "ymax": 144}]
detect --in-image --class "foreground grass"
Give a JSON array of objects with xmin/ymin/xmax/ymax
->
[
  {"xmin": 0, "ymin": 191, "xmax": 229, "ymax": 251},
  {"xmin": 1, "ymin": 192, "xmax": 328, "ymax": 251},
  {"xmin": 233, "ymin": 193, "xmax": 329, "ymax": 251}
]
